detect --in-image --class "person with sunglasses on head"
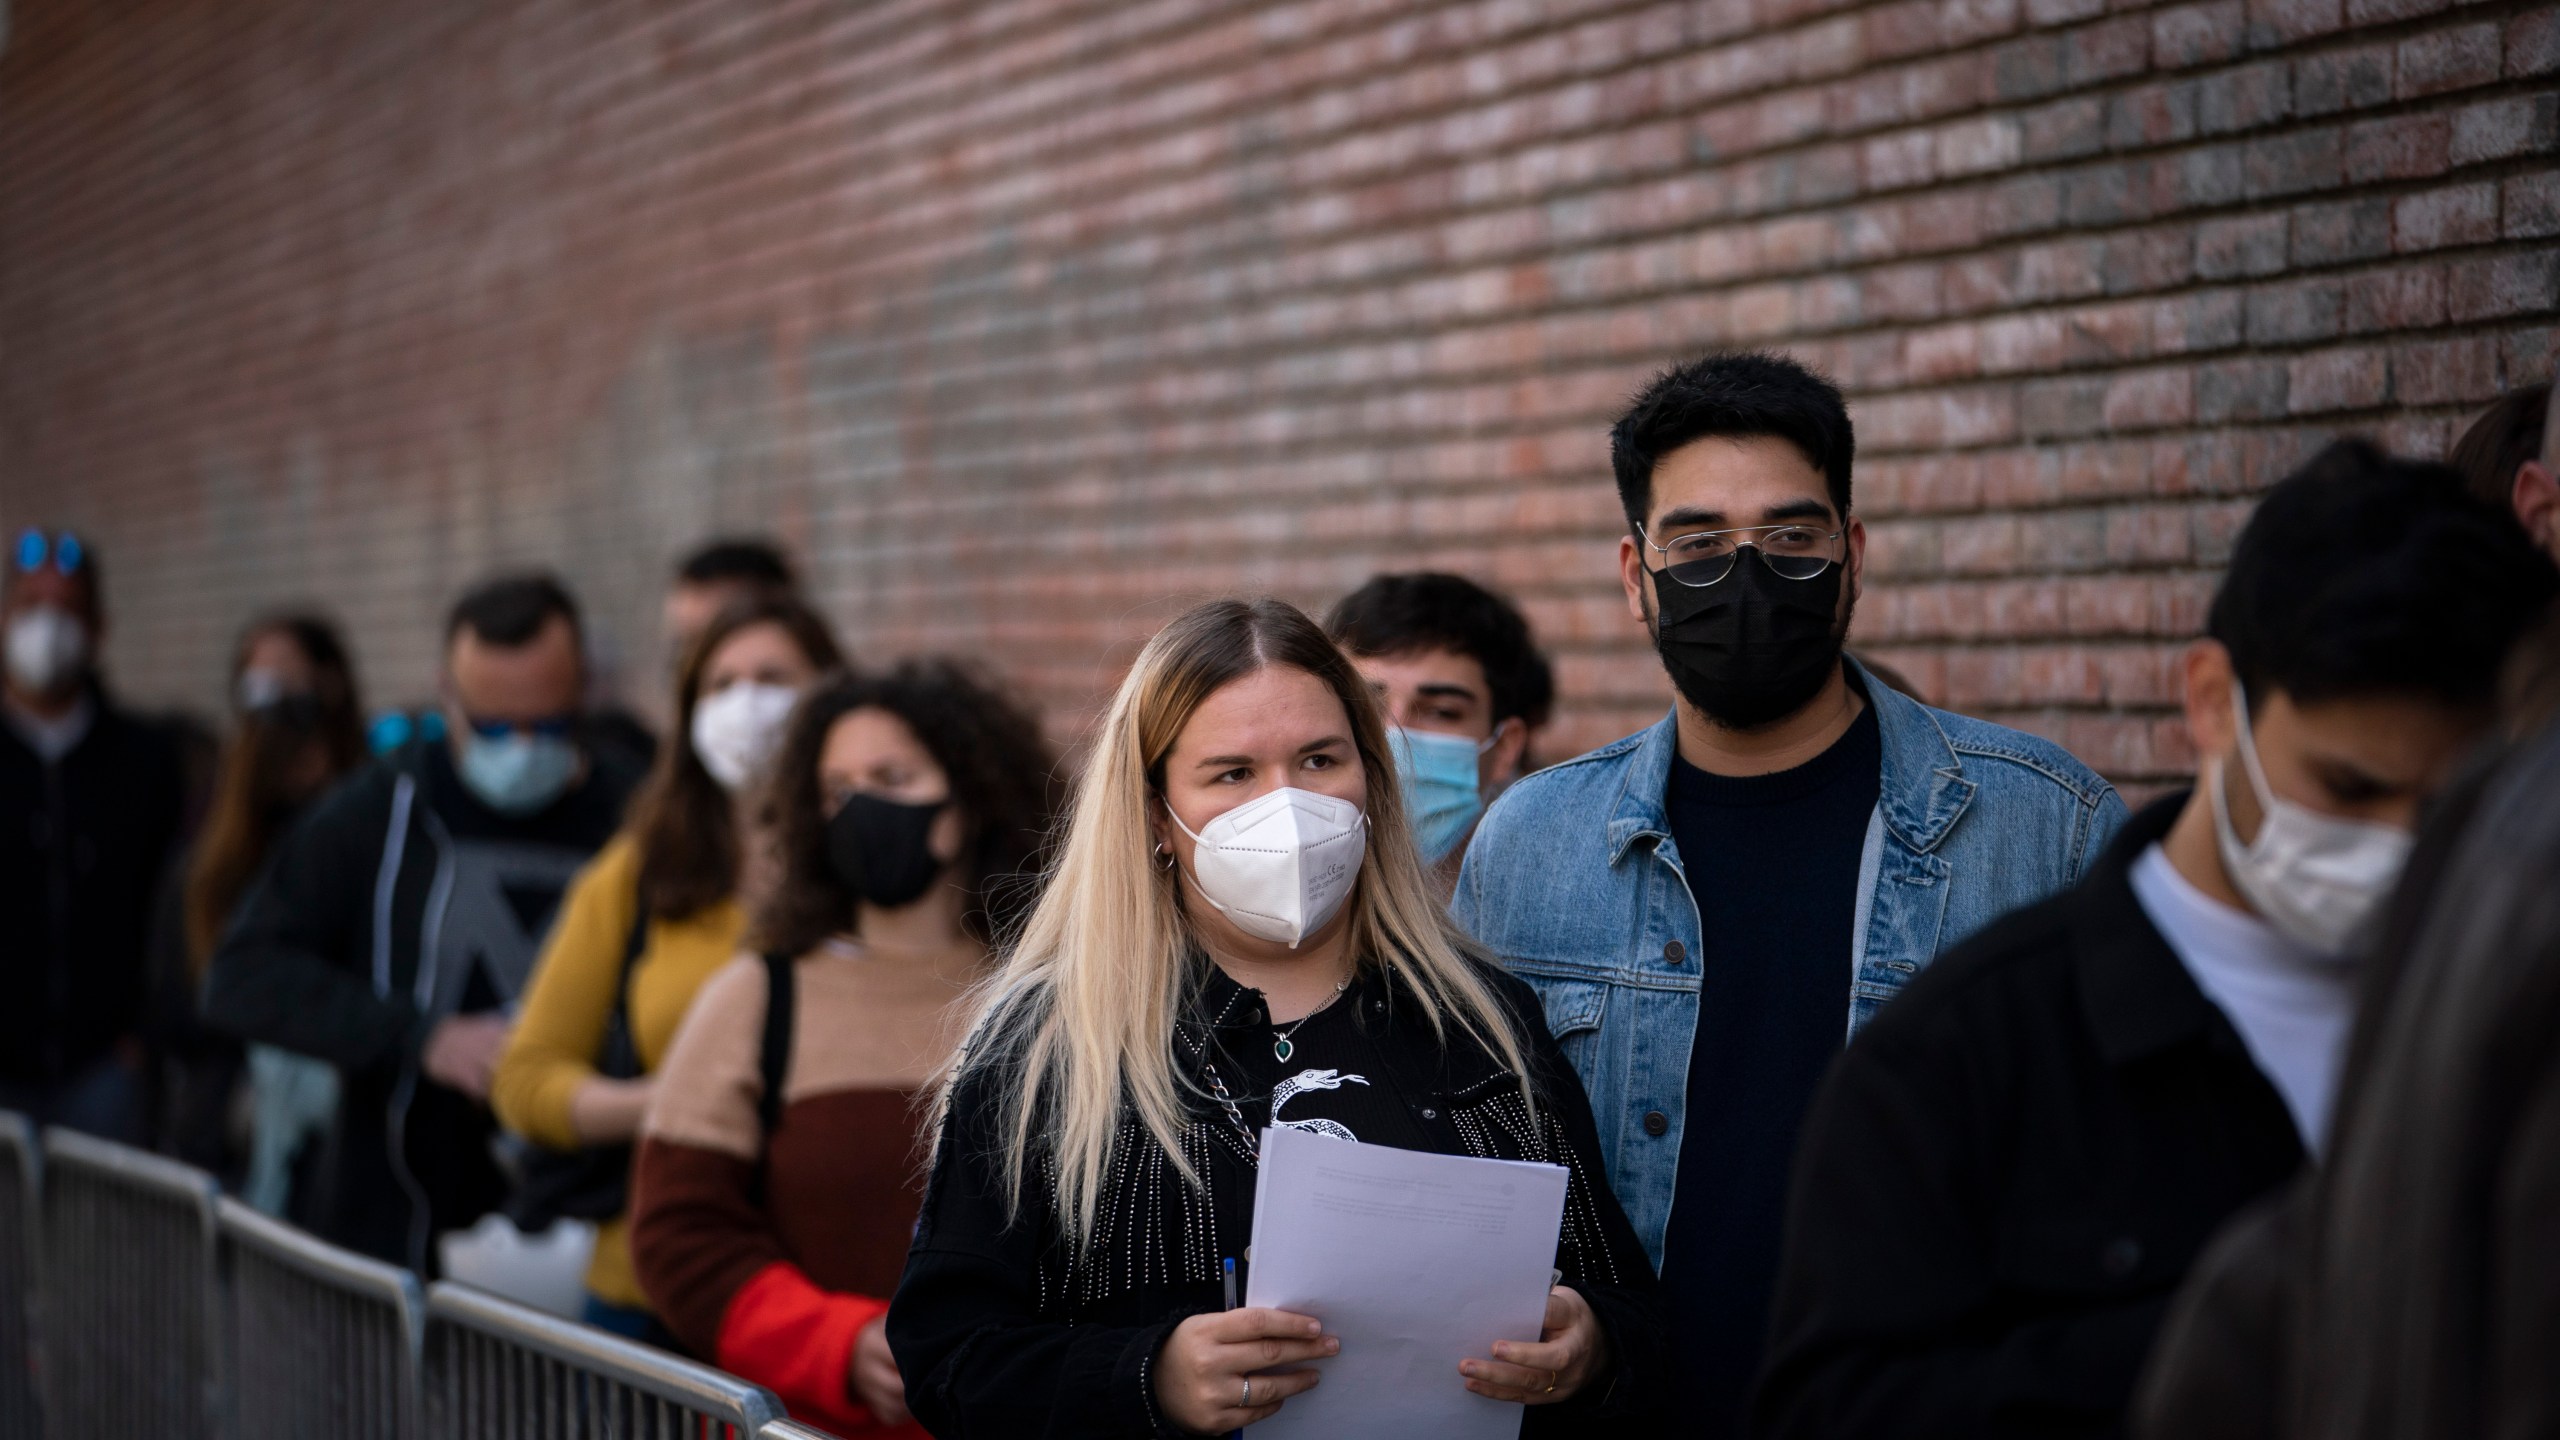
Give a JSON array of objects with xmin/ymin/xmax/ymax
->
[
  {"xmin": 0, "ymin": 528, "xmax": 189, "ymax": 1146},
  {"xmin": 206, "ymin": 573, "xmax": 645, "ymax": 1273},
  {"xmin": 1753, "ymin": 441, "xmax": 2559, "ymax": 1440},
  {"xmin": 1451, "ymin": 351, "xmax": 2129, "ymax": 1438}
]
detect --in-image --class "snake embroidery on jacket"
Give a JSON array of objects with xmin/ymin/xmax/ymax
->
[{"xmin": 1271, "ymin": 1068, "xmax": 1368, "ymax": 1141}]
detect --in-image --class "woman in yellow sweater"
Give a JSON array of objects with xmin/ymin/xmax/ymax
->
[{"xmin": 494, "ymin": 592, "xmax": 845, "ymax": 1337}]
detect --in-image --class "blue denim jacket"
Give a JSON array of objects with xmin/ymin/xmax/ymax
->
[{"xmin": 1452, "ymin": 662, "xmax": 2127, "ymax": 1268}]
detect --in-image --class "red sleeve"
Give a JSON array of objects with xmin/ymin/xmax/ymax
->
[{"xmin": 714, "ymin": 1261, "xmax": 891, "ymax": 1433}]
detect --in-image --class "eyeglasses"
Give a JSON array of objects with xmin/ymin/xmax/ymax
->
[
  {"xmin": 1637, "ymin": 522, "xmax": 1844, "ymax": 588},
  {"xmin": 13, "ymin": 529, "xmax": 84, "ymax": 576}
]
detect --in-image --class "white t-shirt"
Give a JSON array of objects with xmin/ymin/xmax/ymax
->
[{"xmin": 2128, "ymin": 842, "xmax": 2356, "ymax": 1155}]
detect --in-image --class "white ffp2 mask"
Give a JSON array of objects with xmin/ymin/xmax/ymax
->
[
  {"xmin": 690, "ymin": 681, "xmax": 801, "ymax": 791},
  {"xmin": 5, "ymin": 606, "xmax": 90, "ymax": 695},
  {"xmin": 2209, "ymin": 687, "xmax": 2414, "ymax": 955},
  {"xmin": 1169, "ymin": 786, "xmax": 1367, "ymax": 948}
]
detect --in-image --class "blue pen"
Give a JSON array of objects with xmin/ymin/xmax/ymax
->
[{"xmin": 1224, "ymin": 1256, "xmax": 1242, "ymax": 1438}]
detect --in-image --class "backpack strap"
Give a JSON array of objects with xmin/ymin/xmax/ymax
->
[
  {"xmin": 594, "ymin": 876, "xmax": 651, "ymax": 1077},
  {"xmin": 745, "ymin": 951, "xmax": 797, "ymax": 1209},
  {"xmin": 755, "ymin": 951, "xmax": 796, "ymax": 1141}
]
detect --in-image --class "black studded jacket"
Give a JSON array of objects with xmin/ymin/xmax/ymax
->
[{"xmin": 887, "ymin": 955, "xmax": 1666, "ymax": 1439}]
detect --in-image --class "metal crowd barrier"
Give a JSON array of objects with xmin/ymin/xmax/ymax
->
[
  {"xmin": 39, "ymin": 1128, "xmax": 223, "ymax": 1440},
  {"xmin": 220, "ymin": 1197, "xmax": 423, "ymax": 1439},
  {"xmin": 0, "ymin": 1114, "xmax": 848, "ymax": 1440},
  {"xmin": 0, "ymin": 1115, "xmax": 39, "ymax": 1440},
  {"xmin": 424, "ymin": 1282, "xmax": 783, "ymax": 1438}
]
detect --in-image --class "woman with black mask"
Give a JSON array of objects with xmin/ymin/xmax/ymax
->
[
  {"xmin": 630, "ymin": 660, "xmax": 1058, "ymax": 1436},
  {"xmin": 146, "ymin": 612, "xmax": 367, "ymax": 1181}
]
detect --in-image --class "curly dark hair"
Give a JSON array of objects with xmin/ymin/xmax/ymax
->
[{"xmin": 754, "ymin": 659, "xmax": 1062, "ymax": 956}]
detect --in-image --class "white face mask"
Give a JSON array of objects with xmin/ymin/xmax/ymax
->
[
  {"xmin": 2208, "ymin": 687, "xmax": 2414, "ymax": 955},
  {"xmin": 1167, "ymin": 786, "xmax": 1368, "ymax": 948},
  {"xmin": 5, "ymin": 606, "xmax": 91, "ymax": 695},
  {"xmin": 689, "ymin": 681, "xmax": 801, "ymax": 791}
]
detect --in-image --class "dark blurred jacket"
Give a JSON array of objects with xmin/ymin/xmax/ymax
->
[
  {"xmin": 0, "ymin": 688, "xmax": 187, "ymax": 1088},
  {"xmin": 1753, "ymin": 796, "xmax": 2306, "ymax": 1440},
  {"xmin": 205, "ymin": 738, "xmax": 637, "ymax": 1273},
  {"xmin": 2137, "ymin": 734, "xmax": 2560, "ymax": 1440}
]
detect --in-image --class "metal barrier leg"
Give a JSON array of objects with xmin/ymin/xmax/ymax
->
[{"xmin": 0, "ymin": 1114, "xmax": 42, "ymax": 1440}]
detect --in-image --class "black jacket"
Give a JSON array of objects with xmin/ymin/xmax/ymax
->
[
  {"xmin": 888, "ymin": 959, "xmax": 1668, "ymax": 1439},
  {"xmin": 1751, "ymin": 796, "xmax": 2307, "ymax": 1440},
  {"xmin": 2137, "ymin": 735, "xmax": 2560, "ymax": 1440},
  {"xmin": 203, "ymin": 739, "xmax": 637, "ymax": 1271},
  {"xmin": 0, "ymin": 691, "xmax": 187, "ymax": 1086}
]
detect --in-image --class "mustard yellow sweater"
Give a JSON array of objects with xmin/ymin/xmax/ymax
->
[{"xmin": 493, "ymin": 834, "xmax": 745, "ymax": 1309}]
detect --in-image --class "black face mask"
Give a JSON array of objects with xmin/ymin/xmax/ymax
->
[
  {"xmin": 826, "ymin": 792, "xmax": 950, "ymax": 910},
  {"xmin": 1649, "ymin": 548, "xmax": 1848, "ymax": 731}
]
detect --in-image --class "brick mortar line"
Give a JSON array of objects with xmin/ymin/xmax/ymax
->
[
  {"xmin": 3, "ymin": 19, "xmax": 2539, "ymax": 373},
  {"xmin": 502, "ymin": 3, "xmax": 2556, "ymax": 302},
  {"xmin": 0, "ymin": 0, "xmax": 2411, "ymax": 296},
  {"xmin": 3, "ymin": 145, "xmax": 2546, "ymax": 433}
]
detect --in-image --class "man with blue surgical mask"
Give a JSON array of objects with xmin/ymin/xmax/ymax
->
[
  {"xmin": 208, "ymin": 573, "xmax": 642, "ymax": 1273},
  {"xmin": 1325, "ymin": 572, "xmax": 1552, "ymax": 895},
  {"xmin": 1754, "ymin": 441, "xmax": 2560, "ymax": 1439}
]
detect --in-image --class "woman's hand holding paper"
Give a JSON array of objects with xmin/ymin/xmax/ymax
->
[
  {"xmin": 1457, "ymin": 1285, "xmax": 1610, "ymax": 1405},
  {"xmin": 1153, "ymin": 1306, "xmax": 1337, "ymax": 1434}
]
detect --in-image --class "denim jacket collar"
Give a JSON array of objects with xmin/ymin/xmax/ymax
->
[{"xmin": 1604, "ymin": 658, "xmax": 1977, "ymax": 866}]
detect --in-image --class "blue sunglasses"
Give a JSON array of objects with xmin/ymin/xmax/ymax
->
[{"xmin": 14, "ymin": 529, "xmax": 84, "ymax": 576}]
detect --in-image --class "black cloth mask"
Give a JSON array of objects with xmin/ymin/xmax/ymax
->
[
  {"xmin": 826, "ymin": 792, "xmax": 951, "ymax": 909},
  {"xmin": 1649, "ymin": 548, "xmax": 1848, "ymax": 730}
]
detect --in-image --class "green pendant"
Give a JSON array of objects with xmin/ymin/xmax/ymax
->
[{"xmin": 1273, "ymin": 1037, "xmax": 1294, "ymax": 1063}]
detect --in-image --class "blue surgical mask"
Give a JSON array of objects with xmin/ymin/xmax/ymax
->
[
  {"xmin": 455, "ymin": 728, "xmax": 580, "ymax": 816},
  {"xmin": 1389, "ymin": 726, "xmax": 1494, "ymax": 865}
]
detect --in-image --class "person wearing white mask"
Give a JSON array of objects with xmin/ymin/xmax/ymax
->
[
  {"xmin": 206, "ymin": 573, "xmax": 647, "ymax": 1275},
  {"xmin": 1754, "ymin": 441, "xmax": 2560, "ymax": 1440},
  {"xmin": 0, "ymin": 527, "xmax": 187, "ymax": 1147},
  {"xmin": 886, "ymin": 597, "xmax": 1667, "ymax": 1438},
  {"xmin": 493, "ymin": 594, "xmax": 843, "ymax": 1338},
  {"xmin": 1326, "ymin": 572, "xmax": 1553, "ymax": 896}
]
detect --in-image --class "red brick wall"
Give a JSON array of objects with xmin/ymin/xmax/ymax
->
[{"xmin": 2, "ymin": 0, "xmax": 2553, "ymax": 786}]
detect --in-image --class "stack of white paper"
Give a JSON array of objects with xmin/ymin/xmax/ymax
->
[{"xmin": 1242, "ymin": 1124, "xmax": 1570, "ymax": 1440}]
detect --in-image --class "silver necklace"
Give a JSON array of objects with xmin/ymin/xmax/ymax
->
[{"xmin": 1270, "ymin": 975, "xmax": 1352, "ymax": 1063}]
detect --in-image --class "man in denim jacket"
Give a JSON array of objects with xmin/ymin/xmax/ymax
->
[{"xmin": 1454, "ymin": 352, "xmax": 2125, "ymax": 1435}]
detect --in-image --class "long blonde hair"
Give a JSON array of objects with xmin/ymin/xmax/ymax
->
[{"xmin": 933, "ymin": 597, "xmax": 1534, "ymax": 1251}]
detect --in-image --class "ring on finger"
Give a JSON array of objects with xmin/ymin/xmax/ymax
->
[{"xmin": 1240, "ymin": 1377, "xmax": 1253, "ymax": 1408}]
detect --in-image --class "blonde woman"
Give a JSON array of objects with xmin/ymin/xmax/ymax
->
[{"xmin": 886, "ymin": 599, "xmax": 1663, "ymax": 1438}]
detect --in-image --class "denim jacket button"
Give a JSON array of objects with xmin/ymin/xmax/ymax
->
[
  {"xmin": 1420, "ymin": 1107, "xmax": 1438, "ymax": 1121},
  {"xmin": 1662, "ymin": 940, "xmax": 1687, "ymax": 964},
  {"xmin": 1642, "ymin": 1110, "xmax": 1670, "ymax": 1137}
]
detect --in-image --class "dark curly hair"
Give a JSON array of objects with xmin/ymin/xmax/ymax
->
[{"xmin": 754, "ymin": 659, "xmax": 1062, "ymax": 956}]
